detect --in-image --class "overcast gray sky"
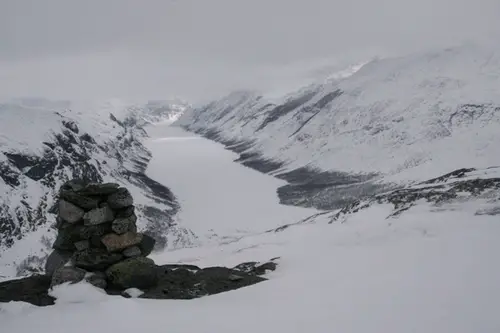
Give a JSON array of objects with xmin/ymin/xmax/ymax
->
[{"xmin": 1, "ymin": 0, "xmax": 500, "ymax": 102}]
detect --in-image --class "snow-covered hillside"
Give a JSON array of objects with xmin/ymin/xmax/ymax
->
[
  {"xmin": 0, "ymin": 98, "xmax": 193, "ymax": 276},
  {"xmin": 176, "ymin": 42, "xmax": 500, "ymax": 209}
]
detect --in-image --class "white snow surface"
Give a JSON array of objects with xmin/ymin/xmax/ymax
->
[
  {"xmin": 177, "ymin": 42, "xmax": 500, "ymax": 183},
  {"xmin": 2, "ymin": 202, "xmax": 499, "ymax": 332}
]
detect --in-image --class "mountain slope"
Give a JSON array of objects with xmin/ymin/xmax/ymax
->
[
  {"xmin": 0, "ymin": 98, "xmax": 194, "ymax": 276},
  {"xmin": 176, "ymin": 42, "xmax": 500, "ymax": 210}
]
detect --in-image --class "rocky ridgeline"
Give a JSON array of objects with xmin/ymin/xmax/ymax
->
[
  {"xmin": 46, "ymin": 180, "xmax": 157, "ymax": 290},
  {"xmin": 0, "ymin": 181, "xmax": 277, "ymax": 306}
]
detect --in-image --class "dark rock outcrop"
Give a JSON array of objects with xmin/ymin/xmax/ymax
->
[
  {"xmin": 0, "ymin": 275, "xmax": 55, "ymax": 306},
  {"xmin": 139, "ymin": 265, "xmax": 267, "ymax": 300},
  {"xmin": 330, "ymin": 167, "xmax": 500, "ymax": 222}
]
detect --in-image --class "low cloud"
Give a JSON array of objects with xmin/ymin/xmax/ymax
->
[{"xmin": 1, "ymin": 0, "xmax": 499, "ymax": 101}]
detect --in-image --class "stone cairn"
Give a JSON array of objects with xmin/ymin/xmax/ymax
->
[{"xmin": 46, "ymin": 180, "xmax": 157, "ymax": 291}]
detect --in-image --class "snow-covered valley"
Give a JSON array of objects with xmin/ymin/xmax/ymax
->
[{"xmin": 1, "ymin": 41, "xmax": 500, "ymax": 332}]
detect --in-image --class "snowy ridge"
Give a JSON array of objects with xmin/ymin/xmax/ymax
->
[
  {"xmin": 177, "ymin": 42, "xmax": 500, "ymax": 193},
  {"xmin": 0, "ymin": 98, "xmax": 193, "ymax": 277}
]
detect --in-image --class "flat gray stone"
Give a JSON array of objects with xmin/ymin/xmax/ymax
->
[
  {"xmin": 83, "ymin": 207, "xmax": 115, "ymax": 226},
  {"xmin": 51, "ymin": 266, "xmax": 86, "ymax": 287},
  {"xmin": 123, "ymin": 246, "xmax": 141, "ymax": 258},
  {"xmin": 59, "ymin": 200, "xmax": 85, "ymax": 224},
  {"xmin": 59, "ymin": 190, "xmax": 100, "ymax": 211},
  {"xmin": 72, "ymin": 248, "xmax": 123, "ymax": 271}
]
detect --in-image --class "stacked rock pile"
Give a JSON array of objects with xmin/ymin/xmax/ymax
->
[{"xmin": 46, "ymin": 180, "xmax": 156, "ymax": 290}]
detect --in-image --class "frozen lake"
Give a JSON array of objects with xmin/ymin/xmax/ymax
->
[{"xmin": 145, "ymin": 124, "xmax": 316, "ymax": 240}]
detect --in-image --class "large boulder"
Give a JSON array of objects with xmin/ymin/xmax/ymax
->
[
  {"xmin": 59, "ymin": 200, "xmax": 85, "ymax": 223},
  {"xmin": 72, "ymin": 248, "xmax": 123, "ymax": 271},
  {"xmin": 106, "ymin": 257, "xmax": 158, "ymax": 290},
  {"xmin": 51, "ymin": 266, "xmax": 86, "ymax": 287},
  {"xmin": 101, "ymin": 232, "xmax": 143, "ymax": 252},
  {"xmin": 107, "ymin": 187, "xmax": 133, "ymax": 209},
  {"xmin": 0, "ymin": 275, "xmax": 55, "ymax": 306},
  {"xmin": 83, "ymin": 207, "xmax": 115, "ymax": 225}
]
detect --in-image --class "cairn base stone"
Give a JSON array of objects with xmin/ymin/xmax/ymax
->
[
  {"xmin": 51, "ymin": 266, "xmax": 86, "ymax": 287},
  {"xmin": 60, "ymin": 190, "xmax": 99, "ymax": 210},
  {"xmin": 73, "ymin": 248, "xmax": 123, "ymax": 271},
  {"xmin": 106, "ymin": 257, "xmax": 158, "ymax": 290}
]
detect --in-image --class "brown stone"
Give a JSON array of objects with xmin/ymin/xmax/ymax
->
[{"xmin": 101, "ymin": 232, "xmax": 143, "ymax": 252}]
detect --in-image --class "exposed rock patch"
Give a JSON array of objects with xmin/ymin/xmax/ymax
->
[
  {"xmin": 330, "ymin": 167, "xmax": 500, "ymax": 222},
  {"xmin": 0, "ymin": 275, "xmax": 55, "ymax": 306}
]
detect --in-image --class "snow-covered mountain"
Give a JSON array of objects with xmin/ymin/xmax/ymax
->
[
  {"xmin": 0, "ymin": 98, "xmax": 193, "ymax": 276},
  {"xmin": 176, "ymin": 42, "xmax": 500, "ymax": 210}
]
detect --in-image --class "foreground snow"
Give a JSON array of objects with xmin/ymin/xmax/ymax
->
[{"xmin": 2, "ymin": 202, "xmax": 499, "ymax": 332}]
